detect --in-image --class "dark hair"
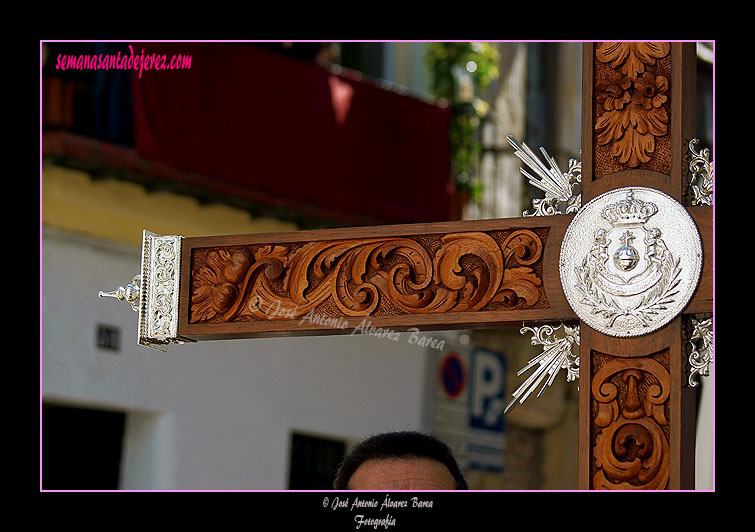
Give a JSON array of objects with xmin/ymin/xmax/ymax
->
[{"xmin": 333, "ymin": 431, "xmax": 468, "ymax": 490}]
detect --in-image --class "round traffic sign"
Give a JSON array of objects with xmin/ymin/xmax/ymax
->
[{"xmin": 439, "ymin": 352, "xmax": 466, "ymax": 398}]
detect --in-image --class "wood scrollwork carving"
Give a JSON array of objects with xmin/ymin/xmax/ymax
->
[
  {"xmin": 189, "ymin": 229, "xmax": 547, "ymax": 324},
  {"xmin": 591, "ymin": 352, "xmax": 671, "ymax": 489},
  {"xmin": 594, "ymin": 42, "xmax": 672, "ymax": 172}
]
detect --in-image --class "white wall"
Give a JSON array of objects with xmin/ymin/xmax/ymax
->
[
  {"xmin": 41, "ymin": 228, "xmax": 432, "ymax": 490},
  {"xmin": 696, "ymin": 360, "xmax": 715, "ymax": 490}
]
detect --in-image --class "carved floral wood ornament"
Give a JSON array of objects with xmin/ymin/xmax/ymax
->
[
  {"xmin": 594, "ymin": 42, "xmax": 671, "ymax": 168},
  {"xmin": 591, "ymin": 352, "xmax": 671, "ymax": 489},
  {"xmin": 189, "ymin": 230, "xmax": 547, "ymax": 324}
]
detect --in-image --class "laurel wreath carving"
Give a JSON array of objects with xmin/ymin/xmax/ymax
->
[{"xmin": 574, "ymin": 249, "xmax": 682, "ymax": 329}]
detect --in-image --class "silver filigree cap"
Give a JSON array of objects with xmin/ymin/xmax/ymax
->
[{"xmin": 98, "ymin": 230, "xmax": 195, "ymax": 351}]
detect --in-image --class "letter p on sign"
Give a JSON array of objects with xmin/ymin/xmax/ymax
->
[{"xmin": 469, "ymin": 348, "xmax": 506, "ymax": 432}]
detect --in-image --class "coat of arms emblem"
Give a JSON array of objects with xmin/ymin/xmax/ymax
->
[{"xmin": 559, "ymin": 187, "xmax": 702, "ymax": 337}]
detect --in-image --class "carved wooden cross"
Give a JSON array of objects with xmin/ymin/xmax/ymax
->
[{"xmin": 99, "ymin": 43, "xmax": 713, "ymax": 490}]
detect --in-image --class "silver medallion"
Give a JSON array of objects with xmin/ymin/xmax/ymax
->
[{"xmin": 559, "ymin": 187, "xmax": 702, "ymax": 337}]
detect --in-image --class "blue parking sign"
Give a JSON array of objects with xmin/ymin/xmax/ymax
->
[
  {"xmin": 467, "ymin": 347, "xmax": 506, "ymax": 471},
  {"xmin": 469, "ymin": 348, "xmax": 506, "ymax": 432}
]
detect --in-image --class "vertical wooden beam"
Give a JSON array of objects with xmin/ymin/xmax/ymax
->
[{"xmin": 578, "ymin": 42, "xmax": 698, "ymax": 489}]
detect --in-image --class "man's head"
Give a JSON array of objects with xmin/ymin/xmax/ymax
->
[{"xmin": 333, "ymin": 431, "xmax": 468, "ymax": 490}]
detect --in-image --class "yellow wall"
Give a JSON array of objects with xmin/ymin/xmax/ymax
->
[{"xmin": 41, "ymin": 164, "xmax": 298, "ymax": 247}]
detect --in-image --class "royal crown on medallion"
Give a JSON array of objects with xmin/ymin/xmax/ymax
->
[{"xmin": 601, "ymin": 190, "xmax": 658, "ymax": 226}]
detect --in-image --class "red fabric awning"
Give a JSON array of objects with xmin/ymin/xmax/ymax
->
[{"xmin": 130, "ymin": 43, "xmax": 453, "ymax": 225}]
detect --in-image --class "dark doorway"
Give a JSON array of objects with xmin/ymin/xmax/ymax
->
[
  {"xmin": 288, "ymin": 432, "xmax": 346, "ymax": 490},
  {"xmin": 42, "ymin": 402, "xmax": 126, "ymax": 490}
]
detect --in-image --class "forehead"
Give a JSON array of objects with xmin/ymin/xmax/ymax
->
[{"xmin": 348, "ymin": 457, "xmax": 457, "ymax": 490}]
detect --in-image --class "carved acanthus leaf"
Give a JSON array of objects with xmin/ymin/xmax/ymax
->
[
  {"xmin": 595, "ymin": 42, "xmax": 671, "ymax": 169},
  {"xmin": 596, "ymin": 42, "xmax": 671, "ymax": 81}
]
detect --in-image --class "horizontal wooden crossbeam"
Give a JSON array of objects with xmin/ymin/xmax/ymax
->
[
  {"xmin": 176, "ymin": 206, "xmax": 711, "ymax": 343},
  {"xmin": 178, "ymin": 216, "xmax": 577, "ymax": 342}
]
